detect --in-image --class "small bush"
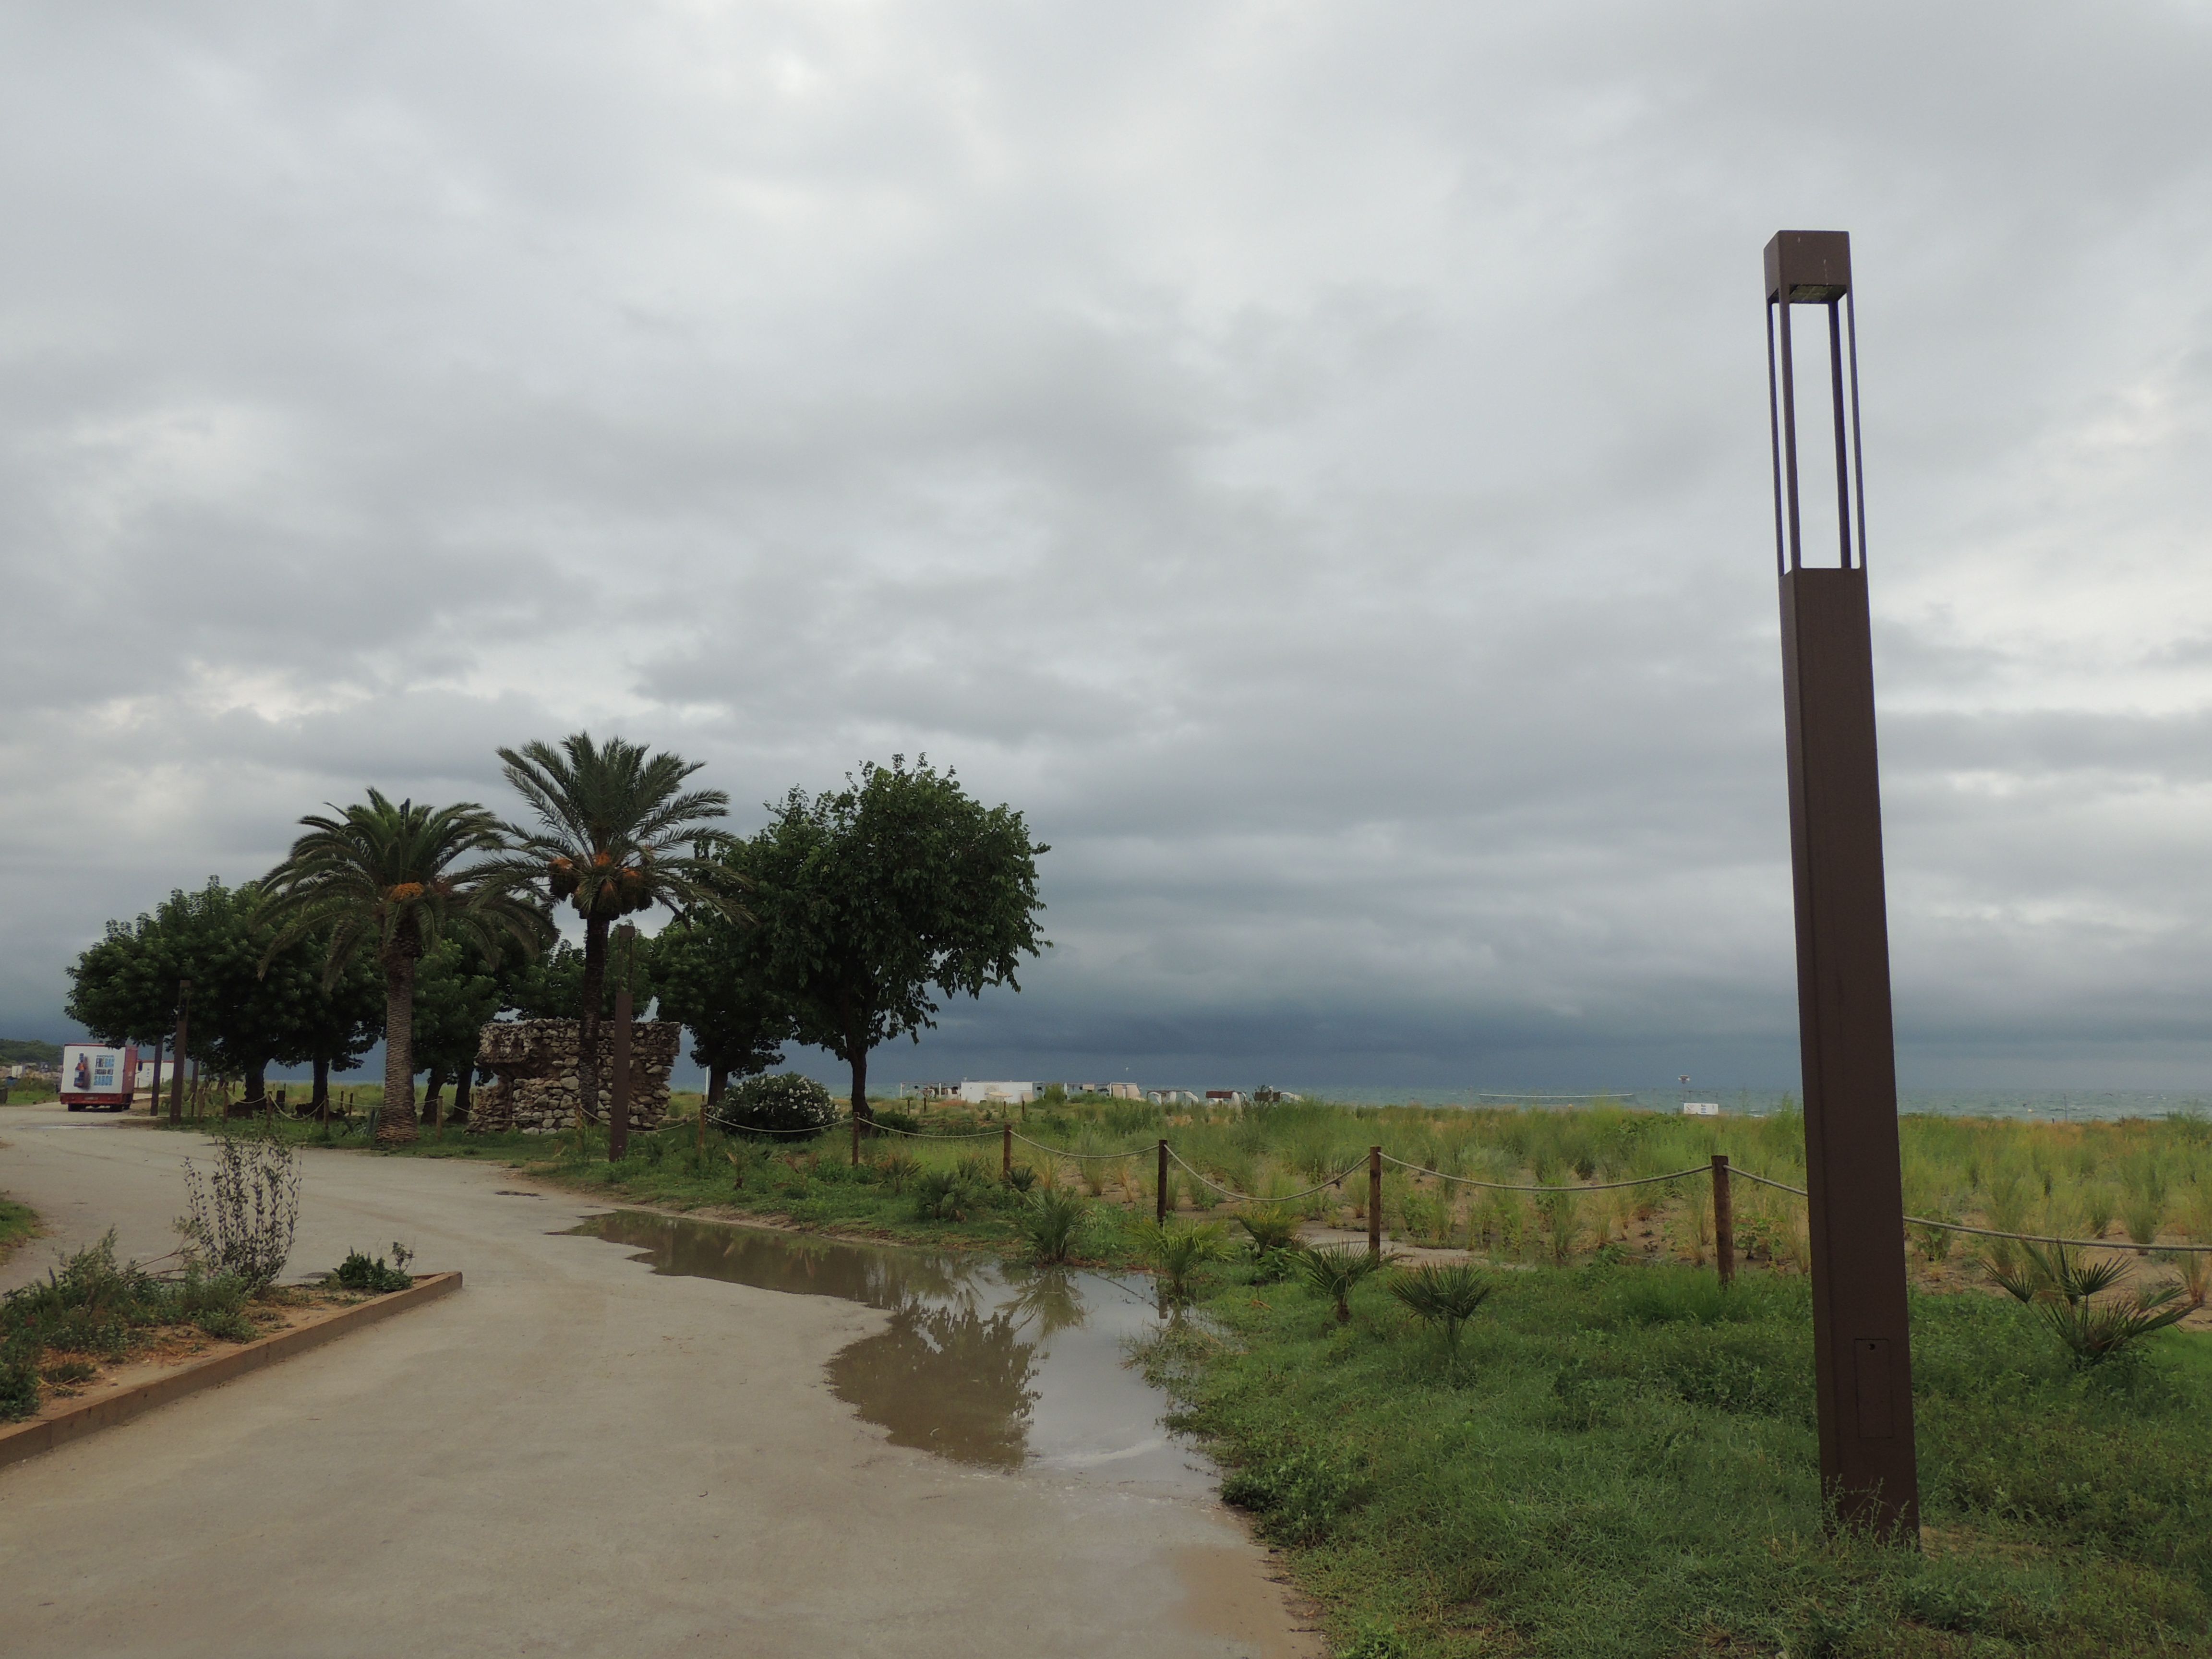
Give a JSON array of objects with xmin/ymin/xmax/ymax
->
[
  {"xmin": 331, "ymin": 1250, "xmax": 414, "ymax": 1293},
  {"xmin": 1022, "ymin": 1188, "xmax": 1089, "ymax": 1263},
  {"xmin": 180, "ymin": 1130, "xmax": 301, "ymax": 1289},
  {"xmin": 711, "ymin": 1073, "xmax": 838, "ymax": 1142},
  {"xmin": 913, "ymin": 1168, "xmax": 998, "ymax": 1222}
]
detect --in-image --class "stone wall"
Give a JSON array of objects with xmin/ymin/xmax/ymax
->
[{"xmin": 468, "ymin": 1019, "xmax": 680, "ymax": 1135}]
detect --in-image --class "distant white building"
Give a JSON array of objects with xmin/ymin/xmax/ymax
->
[
  {"xmin": 1203, "ymin": 1090, "xmax": 1245, "ymax": 1106},
  {"xmin": 960, "ymin": 1081, "xmax": 1041, "ymax": 1106},
  {"xmin": 1107, "ymin": 1082, "xmax": 1142, "ymax": 1100}
]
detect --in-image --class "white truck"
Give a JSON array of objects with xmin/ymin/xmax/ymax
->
[{"xmin": 60, "ymin": 1043, "xmax": 141, "ymax": 1112}]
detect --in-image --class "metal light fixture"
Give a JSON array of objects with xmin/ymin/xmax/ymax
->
[{"xmin": 1765, "ymin": 229, "xmax": 1920, "ymax": 1539}]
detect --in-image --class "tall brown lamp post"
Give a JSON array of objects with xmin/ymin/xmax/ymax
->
[{"xmin": 1765, "ymin": 229, "xmax": 1920, "ymax": 1539}]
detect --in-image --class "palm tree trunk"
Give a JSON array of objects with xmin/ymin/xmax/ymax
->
[
  {"xmin": 379, "ymin": 949, "xmax": 420, "ymax": 1146},
  {"xmin": 577, "ymin": 916, "xmax": 608, "ymax": 1126}
]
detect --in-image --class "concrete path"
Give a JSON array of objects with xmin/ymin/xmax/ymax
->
[{"xmin": 0, "ymin": 1105, "xmax": 1318, "ymax": 1658}]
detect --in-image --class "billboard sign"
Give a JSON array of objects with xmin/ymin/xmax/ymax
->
[{"xmin": 60, "ymin": 1044, "xmax": 135, "ymax": 1104}]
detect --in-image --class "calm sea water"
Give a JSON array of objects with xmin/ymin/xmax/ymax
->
[{"xmin": 1286, "ymin": 1086, "xmax": 2212, "ymax": 1123}]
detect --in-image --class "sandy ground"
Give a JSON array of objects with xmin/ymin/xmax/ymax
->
[{"xmin": 0, "ymin": 1104, "xmax": 1320, "ymax": 1659}]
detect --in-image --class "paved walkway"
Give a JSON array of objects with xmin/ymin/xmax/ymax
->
[{"xmin": 0, "ymin": 1105, "xmax": 1316, "ymax": 1658}]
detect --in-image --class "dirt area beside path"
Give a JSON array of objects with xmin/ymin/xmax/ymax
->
[{"xmin": 0, "ymin": 1103, "xmax": 1321, "ymax": 1659}]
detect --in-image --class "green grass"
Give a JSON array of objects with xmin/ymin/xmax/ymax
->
[
  {"xmin": 0, "ymin": 1196, "xmax": 39, "ymax": 1263},
  {"xmin": 1140, "ymin": 1262, "xmax": 2212, "ymax": 1658}
]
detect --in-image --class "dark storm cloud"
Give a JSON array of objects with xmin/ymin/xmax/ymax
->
[{"xmin": 5, "ymin": 3, "xmax": 2212, "ymax": 1092}]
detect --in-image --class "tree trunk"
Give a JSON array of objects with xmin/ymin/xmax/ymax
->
[
  {"xmin": 707, "ymin": 1063, "xmax": 728, "ymax": 1111},
  {"xmin": 242, "ymin": 1062, "xmax": 268, "ymax": 1112},
  {"xmin": 378, "ymin": 949, "xmax": 420, "ymax": 1146},
  {"xmin": 313, "ymin": 1055, "xmax": 331, "ymax": 1122},
  {"xmin": 577, "ymin": 916, "xmax": 609, "ymax": 1126},
  {"xmin": 455, "ymin": 1066, "xmax": 474, "ymax": 1127},
  {"xmin": 424, "ymin": 1067, "xmax": 446, "ymax": 1131},
  {"xmin": 849, "ymin": 1043, "xmax": 870, "ymax": 1130}
]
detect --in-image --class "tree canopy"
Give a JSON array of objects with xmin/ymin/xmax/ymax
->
[
  {"xmin": 65, "ymin": 878, "xmax": 382, "ymax": 1101},
  {"xmin": 259, "ymin": 791, "xmax": 551, "ymax": 1145},
  {"xmin": 493, "ymin": 732, "xmax": 740, "ymax": 1131},
  {"xmin": 742, "ymin": 756, "xmax": 1046, "ymax": 1119},
  {"xmin": 652, "ymin": 905, "xmax": 789, "ymax": 1103}
]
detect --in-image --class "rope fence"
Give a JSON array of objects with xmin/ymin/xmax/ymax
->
[
  {"xmin": 1379, "ymin": 1151, "xmax": 1711, "ymax": 1193},
  {"xmin": 670, "ymin": 1109, "xmax": 2212, "ymax": 1267}
]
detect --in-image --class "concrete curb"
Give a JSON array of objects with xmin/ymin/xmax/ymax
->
[{"xmin": 0, "ymin": 1270, "xmax": 462, "ymax": 1471}]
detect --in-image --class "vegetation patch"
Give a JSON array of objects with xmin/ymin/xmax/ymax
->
[
  {"xmin": 0, "ymin": 1196, "xmax": 38, "ymax": 1264},
  {"xmin": 1138, "ymin": 1262, "xmax": 2212, "ymax": 1658},
  {"xmin": 167, "ymin": 1096, "xmax": 2212, "ymax": 1653}
]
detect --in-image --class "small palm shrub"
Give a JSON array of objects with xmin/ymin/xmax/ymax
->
[
  {"xmin": 1236, "ymin": 1204, "xmax": 1302, "ymax": 1282},
  {"xmin": 1022, "ymin": 1189, "xmax": 1089, "ymax": 1263},
  {"xmin": 1987, "ymin": 1242, "xmax": 2188, "ymax": 1366},
  {"xmin": 1298, "ymin": 1243, "xmax": 1383, "ymax": 1324},
  {"xmin": 1133, "ymin": 1219, "xmax": 1230, "ymax": 1301},
  {"xmin": 1002, "ymin": 1164, "xmax": 1039, "ymax": 1193},
  {"xmin": 914, "ymin": 1166, "xmax": 998, "ymax": 1222},
  {"xmin": 1389, "ymin": 1262, "xmax": 1493, "ymax": 1372},
  {"xmin": 873, "ymin": 1152, "xmax": 922, "ymax": 1192},
  {"xmin": 711, "ymin": 1073, "xmax": 837, "ymax": 1142}
]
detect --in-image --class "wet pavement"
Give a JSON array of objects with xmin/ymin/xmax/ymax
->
[{"xmin": 565, "ymin": 1210, "xmax": 1214, "ymax": 1495}]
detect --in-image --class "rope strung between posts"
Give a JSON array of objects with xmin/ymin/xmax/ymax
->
[
  {"xmin": 1378, "ymin": 1151, "xmax": 1711, "ymax": 1193},
  {"xmin": 1010, "ymin": 1130, "xmax": 1155, "ymax": 1163},
  {"xmin": 1163, "ymin": 1144, "xmax": 1365, "ymax": 1206},
  {"xmin": 852, "ymin": 1118, "xmax": 1002, "ymax": 1142},
  {"xmin": 1725, "ymin": 1166, "xmax": 2212, "ymax": 1253}
]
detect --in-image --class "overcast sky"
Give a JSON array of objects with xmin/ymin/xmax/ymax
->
[{"xmin": 5, "ymin": 3, "xmax": 2212, "ymax": 1095}]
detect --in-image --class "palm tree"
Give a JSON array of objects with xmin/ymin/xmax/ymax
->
[
  {"xmin": 261, "ymin": 792, "xmax": 552, "ymax": 1147},
  {"xmin": 493, "ymin": 733, "xmax": 743, "ymax": 1130}
]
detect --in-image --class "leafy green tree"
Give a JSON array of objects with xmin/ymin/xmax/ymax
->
[
  {"xmin": 66, "ymin": 879, "xmax": 380, "ymax": 1110},
  {"xmin": 259, "ymin": 792, "xmax": 552, "ymax": 1146},
  {"xmin": 409, "ymin": 937, "xmax": 505, "ymax": 1129},
  {"xmin": 742, "ymin": 756, "xmax": 1047, "ymax": 1125},
  {"xmin": 652, "ymin": 908, "xmax": 789, "ymax": 1108},
  {"xmin": 497, "ymin": 938, "xmax": 663, "ymax": 1022},
  {"xmin": 493, "ymin": 733, "xmax": 740, "ymax": 1126}
]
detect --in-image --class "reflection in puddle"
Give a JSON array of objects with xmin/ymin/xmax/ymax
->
[{"xmin": 565, "ymin": 1211, "xmax": 1212, "ymax": 1494}]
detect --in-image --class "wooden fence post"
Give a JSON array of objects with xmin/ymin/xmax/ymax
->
[
  {"xmin": 1156, "ymin": 1139, "xmax": 1169, "ymax": 1224},
  {"xmin": 1002, "ymin": 1123, "xmax": 1012, "ymax": 1180},
  {"xmin": 1713, "ymin": 1154, "xmax": 1735, "ymax": 1288},
  {"xmin": 1369, "ymin": 1146, "xmax": 1383, "ymax": 1260}
]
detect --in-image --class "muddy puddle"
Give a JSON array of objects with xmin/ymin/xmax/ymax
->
[{"xmin": 565, "ymin": 1210, "xmax": 1214, "ymax": 1495}]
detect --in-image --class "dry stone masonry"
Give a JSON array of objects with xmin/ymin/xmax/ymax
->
[{"xmin": 468, "ymin": 1019, "xmax": 679, "ymax": 1135}]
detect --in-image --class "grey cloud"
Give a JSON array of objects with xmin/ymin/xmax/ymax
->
[{"xmin": 6, "ymin": 3, "xmax": 2212, "ymax": 1094}]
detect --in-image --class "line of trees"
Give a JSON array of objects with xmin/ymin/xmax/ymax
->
[{"xmin": 66, "ymin": 738, "xmax": 1048, "ymax": 1149}]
